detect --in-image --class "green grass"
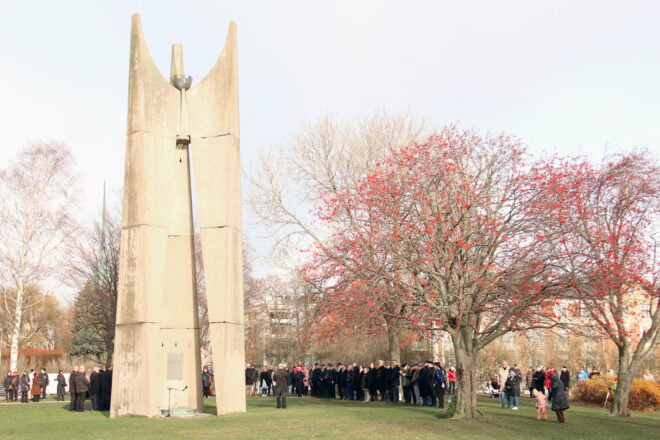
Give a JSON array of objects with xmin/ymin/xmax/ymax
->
[{"xmin": 0, "ymin": 395, "xmax": 657, "ymax": 440}]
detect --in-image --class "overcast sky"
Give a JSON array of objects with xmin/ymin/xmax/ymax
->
[{"xmin": 1, "ymin": 0, "xmax": 659, "ymax": 262}]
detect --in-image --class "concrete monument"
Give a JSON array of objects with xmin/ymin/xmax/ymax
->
[{"xmin": 110, "ymin": 14, "xmax": 245, "ymax": 418}]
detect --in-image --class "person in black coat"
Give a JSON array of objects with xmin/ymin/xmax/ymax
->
[
  {"xmin": 3, "ymin": 372, "xmax": 13, "ymax": 402},
  {"xmin": 100, "ymin": 366, "xmax": 113, "ymax": 410},
  {"xmin": 559, "ymin": 366, "xmax": 570, "ymax": 391},
  {"xmin": 68, "ymin": 369, "xmax": 77, "ymax": 411},
  {"xmin": 345, "ymin": 365, "xmax": 354, "ymax": 400},
  {"xmin": 532, "ymin": 366, "xmax": 546, "ymax": 394},
  {"xmin": 376, "ymin": 361, "xmax": 386, "ymax": 401},
  {"xmin": 352, "ymin": 364, "xmax": 362, "ymax": 401},
  {"xmin": 56, "ymin": 370, "xmax": 67, "ymax": 402},
  {"xmin": 390, "ymin": 361, "xmax": 401, "ymax": 402},
  {"xmin": 336, "ymin": 363, "xmax": 347, "ymax": 400},
  {"xmin": 366, "ymin": 363, "xmax": 378, "ymax": 401},
  {"xmin": 89, "ymin": 367, "xmax": 102, "ymax": 410},
  {"xmin": 39, "ymin": 368, "xmax": 49, "ymax": 400},
  {"xmin": 548, "ymin": 370, "xmax": 569, "ymax": 423}
]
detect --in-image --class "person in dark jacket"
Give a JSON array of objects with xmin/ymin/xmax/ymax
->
[
  {"xmin": 56, "ymin": 370, "xmax": 67, "ymax": 401},
  {"xmin": 352, "ymin": 363, "xmax": 362, "ymax": 401},
  {"xmin": 3, "ymin": 371, "xmax": 13, "ymax": 402},
  {"xmin": 432, "ymin": 363, "xmax": 447, "ymax": 408},
  {"xmin": 548, "ymin": 370, "xmax": 569, "ymax": 422},
  {"xmin": 294, "ymin": 368, "xmax": 306, "ymax": 397},
  {"xmin": 39, "ymin": 368, "xmax": 49, "ymax": 400},
  {"xmin": 310, "ymin": 364, "xmax": 321, "ymax": 398},
  {"xmin": 345, "ymin": 365, "xmax": 354, "ymax": 400},
  {"xmin": 73, "ymin": 366, "xmax": 89, "ymax": 411},
  {"xmin": 68, "ymin": 368, "xmax": 77, "ymax": 410},
  {"xmin": 560, "ymin": 366, "xmax": 570, "ymax": 391},
  {"xmin": 202, "ymin": 366, "xmax": 214, "ymax": 398},
  {"xmin": 532, "ymin": 366, "xmax": 546, "ymax": 395},
  {"xmin": 366, "ymin": 363, "xmax": 378, "ymax": 401},
  {"xmin": 272, "ymin": 364, "xmax": 290, "ymax": 409},
  {"xmin": 20, "ymin": 371, "xmax": 30, "ymax": 403},
  {"xmin": 337, "ymin": 363, "xmax": 347, "ymax": 400},
  {"xmin": 505, "ymin": 365, "xmax": 522, "ymax": 410},
  {"xmin": 376, "ymin": 361, "xmax": 386, "ymax": 401},
  {"xmin": 400, "ymin": 363, "xmax": 413, "ymax": 404},
  {"xmin": 100, "ymin": 365, "xmax": 113, "ymax": 410},
  {"xmin": 89, "ymin": 367, "xmax": 102, "ymax": 410},
  {"xmin": 361, "ymin": 367, "xmax": 370, "ymax": 402},
  {"xmin": 391, "ymin": 360, "xmax": 401, "ymax": 402}
]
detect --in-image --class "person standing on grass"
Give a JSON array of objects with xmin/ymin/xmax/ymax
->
[
  {"xmin": 272, "ymin": 364, "xmax": 290, "ymax": 409},
  {"xmin": 39, "ymin": 368, "xmax": 49, "ymax": 400},
  {"xmin": 525, "ymin": 367, "xmax": 534, "ymax": 398},
  {"xmin": 202, "ymin": 366, "xmax": 213, "ymax": 398},
  {"xmin": 3, "ymin": 371, "xmax": 12, "ymax": 402},
  {"xmin": 361, "ymin": 367, "xmax": 370, "ymax": 402},
  {"xmin": 100, "ymin": 365, "xmax": 113, "ymax": 410},
  {"xmin": 89, "ymin": 367, "xmax": 101, "ymax": 410},
  {"xmin": 68, "ymin": 367, "xmax": 77, "ymax": 410},
  {"xmin": 560, "ymin": 366, "xmax": 570, "ymax": 392},
  {"xmin": 505, "ymin": 365, "xmax": 522, "ymax": 410},
  {"xmin": 56, "ymin": 370, "xmax": 67, "ymax": 401},
  {"xmin": 533, "ymin": 389, "xmax": 548, "ymax": 421},
  {"xmin": 9, "ymin": 371, "xmax": 19, "ymax": 402},
  {"xmin": 447, "ymin": 367, "xmax": 456, "ymax": 396},
  {"xmin": 548, "ymin": 370, "xmax": 569, "ymax": 423},
  {"xmin": 73, "ymin": 366, "xmax": 89, "ymax": 412},
  {"xmin": 432, "ymin": 363, "xmax": 447, "ymax": 409},
  {"xmin": 20, "ymin": 371, "xmax": 30, "ymax": 403},
  {"xmin": 31, "ymin": 371, "xmax": 41, "ymax": 402},
  {"xmin": 498, "ymin": 361, "xmax": 511, "ymax": 408}
]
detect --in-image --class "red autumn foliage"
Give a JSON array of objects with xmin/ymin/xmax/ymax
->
[
  {"xmin": 301, "ymin": 126, "xmax": 566, "ymax": 418},
  {"xmin": 529, "ymin": 152, "xmax": 659, "ymax": 416}
]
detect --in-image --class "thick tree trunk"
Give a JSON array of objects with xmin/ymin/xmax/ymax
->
[
  {"xmin": 387, "ymin": 323, "xmax": 401, "ymax": 363},
  {"xmin": 451, "ymin": 328, "xmax": 479, "ymax": 419},
  {"xmin": 612, "ymin": 345, "xmax": 636, "ymax": 417}
]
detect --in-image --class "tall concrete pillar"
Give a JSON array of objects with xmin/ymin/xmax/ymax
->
[{"xmin": 111, "ymin": 14, "xmax": 244, "ymax": 418}]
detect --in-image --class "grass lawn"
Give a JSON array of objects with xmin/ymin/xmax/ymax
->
[{"xmin": 0, "ymin": 395, "xmax": 657, "ymax": 440}]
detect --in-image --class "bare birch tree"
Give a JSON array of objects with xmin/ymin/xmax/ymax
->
[
  {"xmin": 0, "ymin": 142, "xmax": 80, "ymax": 371},
  {"xmin": 246, "ymin": 110, "xmax": 427, "ymax": 360}
]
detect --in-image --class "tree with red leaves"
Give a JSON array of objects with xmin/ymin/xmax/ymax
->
[
  {"xmin": 531, "ymin": 152, "xmax": 659, "ymax": 416},
  {"xmin": 303, "ymin": 126, "xmax": 565, "ymax": 419}
]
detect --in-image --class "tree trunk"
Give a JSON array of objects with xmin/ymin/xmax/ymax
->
[
  {"xmin": 9, "ymin": 284, "xmax": 25, "ymax": 372},
  {"xmin": 450, "ymin": 328, "xmax": 479, "ymax": 419},
  {"xmin": 612, "ymin": 344, "xmax": 635, "ymax": 417},
  {"xmin": 387, "ymin": 322, "xmax": 401, "ymax": 364}
]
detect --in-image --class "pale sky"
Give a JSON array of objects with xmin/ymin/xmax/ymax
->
[{"xmin": 1, "ymin": 0, "xmax": 659, "ymax": 253}]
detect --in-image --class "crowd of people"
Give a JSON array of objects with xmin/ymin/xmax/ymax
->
[
  {"xmin": 489, "ymin": 362, "xmax": 572, "ymax": 423},
  {"xmin": 3, "ymin": 365, "xmax": 113, "ymax": 412},
  {"xmin": 244, "ymin": 360, "xmax": 457, "ymax": 409}
]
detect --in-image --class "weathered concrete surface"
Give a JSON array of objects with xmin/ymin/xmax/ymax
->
[
  {"xmin": 111, "ymin": 13, "xmax": 244, "ymax": 418},
  {"xmin": 188, "ymin": 21, "xmax": 246, "ymax": 416}
]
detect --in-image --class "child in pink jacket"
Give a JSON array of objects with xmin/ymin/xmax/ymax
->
[{"xmin": 533, "ymin": 388, "xmax": 548, "ymax": 420}]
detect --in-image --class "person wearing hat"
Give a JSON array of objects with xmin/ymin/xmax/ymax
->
[{"xmin": 272, "ymin": 364, "xmax": 290, "ymax": 409}]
